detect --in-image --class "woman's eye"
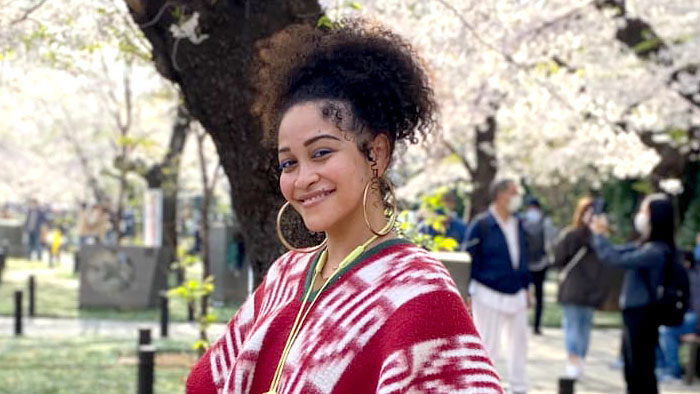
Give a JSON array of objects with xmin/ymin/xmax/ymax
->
[
  {"xmin": 278, "ymin": 160, "xmax": 296, "ymax": 172},
  {"xmin": 312, "ymin": 149, "xmax": 332, "ymax": 159}
]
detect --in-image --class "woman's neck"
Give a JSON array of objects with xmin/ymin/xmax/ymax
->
[{"xmin": 322, "ymin": 198, "xmax": 392, "ymax": 276}]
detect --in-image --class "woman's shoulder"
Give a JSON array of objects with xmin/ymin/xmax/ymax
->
[
  {"xmin": 363, "ymin": 240, "xmax": 461, "ymax": 295},
  {"xmin": 376, "ymin": 240, "xmax": 450, "ymax": 269},
  {"xmin": 262, "ymin": 249, "xmax": 316, "ymax": 286}
]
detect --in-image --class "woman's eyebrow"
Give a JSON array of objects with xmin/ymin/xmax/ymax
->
[
  {"xmin": 278, "ymin": 133, "xmax": 341, "ymax": 153},
  {"xmin": 304, "ymin": 134, "xmax": 341, "ymax": 146}
]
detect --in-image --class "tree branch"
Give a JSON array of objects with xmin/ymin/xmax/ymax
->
[
  {"xmin": 443, "ymin": 140, "xmax": 476, "ymax": 178},
  {"xmin": 10, "ymin": 0, "xmax": 47, "ymax": 25}
]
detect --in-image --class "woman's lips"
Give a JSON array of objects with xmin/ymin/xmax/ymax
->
[{"xmin": 297, "ymin": 189, "xmax": 335, "ymax": 208}]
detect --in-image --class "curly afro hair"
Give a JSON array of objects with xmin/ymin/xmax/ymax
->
[{"xmin": 252, "ymin": 19, "xmax": 438, "ymax": 161}]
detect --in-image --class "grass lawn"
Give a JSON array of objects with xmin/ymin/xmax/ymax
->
[
  {"xmin": 0, "ymin": 335, "xmax": 195, "ymax": 394},
  {"xmin": 0, "ymin": 256, "xmax": 623, "ymax": 329},
  {"xmin": 0, "ymin": 257, "xmax": 239, "ymax": 323}
]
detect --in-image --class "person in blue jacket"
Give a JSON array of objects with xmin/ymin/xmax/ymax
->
[
  {"xmin": 589, "ymin": 193, "xmax": 674, "ymax": 394},
  {"xmin": 466, "ymin": 178, "xmax": 530, "ymax": 394}
]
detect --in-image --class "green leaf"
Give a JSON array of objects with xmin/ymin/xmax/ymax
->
[
  {"xmin": 167, "ymin": 287, "xmax": 188, "ymax": 298},
  {"xmin": 667, "ymin": 128, "xmax": 688, "ymax": 143},
  {"xmin": 434, "ymin": 236, "xmax": 458, "ymax": 252},
  {"xmin": 192, "ymin": 339, "xmax": 209, "ymax": 351},
  {"xmin": 317, "ymin": 15, "xmax": 334, "ymax": 29},
  {"xmin": 632, "ymin": 38, "xmax": 662, "ymax": 55},
  {"xmin": 347, "ymin": 1, "xmax": 362, "ymax": 10}
]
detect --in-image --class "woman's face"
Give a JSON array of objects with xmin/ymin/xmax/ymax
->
[{"xmin": 277, "ymin": 102, "xmax": 377, "ymax": 233}]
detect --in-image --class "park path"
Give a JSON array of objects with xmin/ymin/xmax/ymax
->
[
  {"xmin": 2, "ymin": 315, "xmax": 699, "ymax": 393},
  {"xmin": 0, "ymin": 315, "xmax": 226, "ymax": 341}
]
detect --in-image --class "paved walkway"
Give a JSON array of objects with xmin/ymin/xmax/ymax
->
[
  {"xmin": 499, "ymin": 327, "xmax": 699, "ymax": 393},
  {"xmin": 0, "ymin": 315, "xmax": 226, "ymax": 341},
  {"xmin": 2, "ymin": 316, "xmax": 699, "ymax": 393}
]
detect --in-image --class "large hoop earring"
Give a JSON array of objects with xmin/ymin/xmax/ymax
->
[
  {"xmin": 276, "ymin": 201, "xmax": 327, "ymax": 253},
  {"xmin": 363, "ymin": 177, "xmax": 398, "ymax": 236}
]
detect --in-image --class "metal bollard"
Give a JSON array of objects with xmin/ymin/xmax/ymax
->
[
  {"xmin": 28, "ymin": 275, "xmax": 36, "ymax": 317},
  {"xmin": 138, "ymin": 326, "xmax": 152, "ymax": 346},
  {"xmin": 558, "ymin": 377, "xmax": 575, "ymax": 394},
  {"xmin": 159, "ymin": 294, "xmax": 169, "ymax": 338},
  {"xmin": 14, "ymin": 290, "xmax": 23, "ymax": 336},
  {"xmin": 137, "ymin": 344, "xmax": 156, "ymax": 394},
  {"xmin": 73, "ymin": 251, "xmax": 80, "ymax": 274},
  {"xmin": 0, "ymin": 246, "xmax": 6, "ymax": 284},
  {"xmin": 187, "ymin": 300, "xmax": 195, "ymax": 322}
]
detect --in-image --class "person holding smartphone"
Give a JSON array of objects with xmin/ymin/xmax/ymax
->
[
  {"xmin": 589, "ymin": 194, "xmax": 675, "ymax": 394},
  {"xmin": 554, "ymin": 197, "xmax": 611, "ymax": 379}
]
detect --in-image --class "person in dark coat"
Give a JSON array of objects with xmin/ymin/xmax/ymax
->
[
  {"xmin": 590, "ymin": 193, "xmax": 675, "ymax": 394},
  {"xmin": 554, "ymin": 197, "xmax": 612, "ymax": 379},
  {"xmin": 656, "ymin": 251, "xmax": 700, "ymax": 382},
  {"xmin": 23, "ymin": 198, "xmax": 46, "ymax": 261}
]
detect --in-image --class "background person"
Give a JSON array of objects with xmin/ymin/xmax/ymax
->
[
  {"xmin": 521, "ymin": 196, "xmax": 557, "ymax": 335},
  {"xmin": 554, "ymin": 196, "xmax": 612, "ymax": 379},
  {"xmin": 589, "ymin": 193, "xmax": 675, "ymax": 394},
  {"xmin": 656, "ymin": 250, "xmax": 700, "ymax": 383},
  {"xmin": 466, "ymin": 178, "xmax": 530, "ymax": 394},
  {"xmin": 23, "ymin": 198, "xmax": 46, "ymax": 261}
]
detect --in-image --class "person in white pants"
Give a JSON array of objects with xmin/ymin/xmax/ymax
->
[{"xmin": 466, "ymin": 179, "xmax": 530, "ymax": 393}]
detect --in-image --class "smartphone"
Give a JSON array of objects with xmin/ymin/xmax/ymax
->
[{"xmin": 592, "ymin": 197, "xmax": 606, "ymax": 215}]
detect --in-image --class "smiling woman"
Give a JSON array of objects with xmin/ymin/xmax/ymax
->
[{"xmin": 185, "ymin": 19, "xmax": 504, "ymax": 394}]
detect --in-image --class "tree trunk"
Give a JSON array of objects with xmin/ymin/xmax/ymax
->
[
  {"xmin": 469, "ymin": 116, "xmax": 498, "ymax": 219},
  {"xmin": 195, "ymin": 129, "xmax": 213, "ymax": 352},
  {"xmin": 124, "ymin": 0, "xmax": 322, "ymax": 285},
  {"xmin": 115, "ymin": 162, "xmax": 127, "ymax": 242}
]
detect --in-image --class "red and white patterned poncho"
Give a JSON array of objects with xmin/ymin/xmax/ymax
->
[{"xmin": 186, "ymin": 239, "xmax": 504, "ymax": 394}]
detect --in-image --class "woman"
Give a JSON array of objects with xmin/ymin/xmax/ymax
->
[
  {"xmin": 589, "ymin": 194, "xmax": 675, "ymax": 394},
  {"xmin": 186, "ymin": 20, "xmax": 503, "ymax": 394},
  {"xmin": 553, "ymin": 197, "xmax": 611, "ymax": 379}
]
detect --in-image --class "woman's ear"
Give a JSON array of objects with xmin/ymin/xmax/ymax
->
[{"xmin": 369, "ymin": 134, "xmax": 391, "ymax": 177}]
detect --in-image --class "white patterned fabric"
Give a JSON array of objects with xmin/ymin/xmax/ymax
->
[{"xmin": 187, "ymin": 240, "xmax": 504, "ymax": 394}]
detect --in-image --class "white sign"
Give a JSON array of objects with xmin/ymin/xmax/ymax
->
[{"xmin": 143, "ymin": 189, "xmax": 163, "ymax": 247}]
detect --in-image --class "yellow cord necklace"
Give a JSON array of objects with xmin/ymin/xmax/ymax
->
[{"xmin": 263, "ymin": 231, "xmax": 385, "ymax": 394}]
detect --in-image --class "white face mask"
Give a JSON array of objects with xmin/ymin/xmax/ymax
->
[
  {"xmin": 507, "ymin": 194, "xmax": 522, "ymax": 213},
  {"xmin": 634, "ymin": 213, "xmax": 651, "ymax": 238},
  {"xmin": 525, "ymin": 208, "xmax": 542, "ymax": 223}
]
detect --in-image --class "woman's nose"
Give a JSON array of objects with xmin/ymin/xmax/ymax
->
[{"xmin": 294, "ymin": 163, "xmax": 319, "ymax": 189}]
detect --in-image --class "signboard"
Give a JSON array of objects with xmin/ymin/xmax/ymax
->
[
  {"xmin": 143, "ymin": 189, "xmax": 162, "ymax": 247},
  {"xmin": 79, "ymin": 245, "xmax": 168, "ymax": 308}
]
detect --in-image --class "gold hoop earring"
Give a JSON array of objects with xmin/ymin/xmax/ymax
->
[
  {"xmin": 363, "ymin": 177, "xmax": 398, "ymax": 236},
  {"xmin": 276, "ymin": 201, "xmax": 327, "ymax": 253}
]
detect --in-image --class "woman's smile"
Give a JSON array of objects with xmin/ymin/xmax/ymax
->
[{"xmin": 296, "ymin": 189, "xmax": 336, "ymax": 208}]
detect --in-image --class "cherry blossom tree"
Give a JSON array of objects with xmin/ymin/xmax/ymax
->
[{"xmin": 331, "ymin": 0, "xmax": 698, "ymax": 219}]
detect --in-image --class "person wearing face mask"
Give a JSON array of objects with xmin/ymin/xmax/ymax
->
[
  {"xmin": 589, "ymin": 194, "xmax": 676, "ymax": 394},
  {"xmin": 521, "ymin": 197, "xmax": 558, "ymax": 336},
  {"xmin": 466, "ymin": 179, "xmax": 531, "ymax": 394}
]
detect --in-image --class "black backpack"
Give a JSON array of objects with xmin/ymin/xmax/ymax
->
[
  {"xmin": 522, "ymin": 217, "xmax": 546, "ymax": 263},
  {"xmin": 647, "ymin": 246, "xmax": 690, "ymax": 326}
]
